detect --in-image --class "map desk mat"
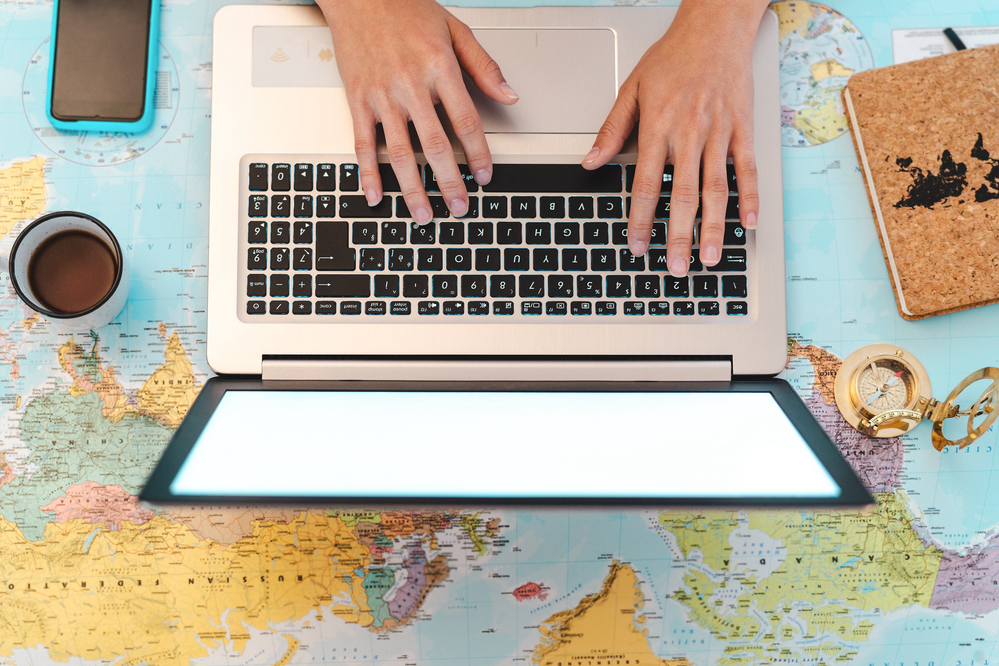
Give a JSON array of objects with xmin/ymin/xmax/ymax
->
[{"xmin": 844, "ymin": 44, "xmax": 999, "ymax": 320}]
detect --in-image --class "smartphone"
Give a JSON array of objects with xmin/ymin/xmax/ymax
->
[{"xmin": 46, "ymin": 0, "xmax": 161, "ymax": 133}]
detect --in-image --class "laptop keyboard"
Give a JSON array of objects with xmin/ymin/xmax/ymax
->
[{"xmin": 240, "ymin": 155, "xmax": 751, "ymax": 321}]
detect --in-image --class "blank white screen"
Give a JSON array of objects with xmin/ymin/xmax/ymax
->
[{"xmin": 170, "ymin": 391, "xmax": 840, "ymax": 499}]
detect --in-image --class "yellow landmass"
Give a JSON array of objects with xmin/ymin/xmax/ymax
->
[
  {"xmin": 534, "ymin": 562, "xmax": 691, "ymax": 666},
  {"xmin": 0, "ymin": 156, "xmax": 47, "ymax": 239},
  {"xmin": 273, "ymin": 635, "xmax": 300, "ymax": 666},
  {"xmin": 135, "ymin": 332, "xmax": 201, "ymax": 428},
  {"xmin": 795, "ymin": 96, "xmax": 848, "ymax": 145},
  {"xmin": 771, "ymin": 0, "xmax": 813, "ymax": 39},
  {"xmin": 810, "ymin": 58, "xmax": 855, "ymax": 83},
  {"xmin": 58, "ymin": 338, "xmax": 136, "ymax": 422},
  {"xmin": 788, "ymin": 338, "xmax": 842, "ymax": 405}
]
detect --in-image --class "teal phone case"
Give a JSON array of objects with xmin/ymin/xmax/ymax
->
[{"xmin": 46, "ymin": 0, "xmax": 161, "ymax": 134}]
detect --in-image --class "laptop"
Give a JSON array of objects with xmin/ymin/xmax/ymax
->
[{"xmin": 139, "ymin": 6, "xmax": 872, "ymax": 507}]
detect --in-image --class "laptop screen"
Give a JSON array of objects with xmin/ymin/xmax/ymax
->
[{"xmin": 163, "ymin": 388, "xmax": 844, "ymax": 501}]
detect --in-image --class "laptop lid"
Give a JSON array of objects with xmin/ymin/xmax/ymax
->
[{"xmin": 140, "ymin": 378, "xmax": 873, "ymax": 507}]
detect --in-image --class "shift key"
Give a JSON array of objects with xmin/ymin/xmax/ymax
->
[
  {"xmin": 315, "ymin": 275, "xmax": 370, "ymax": 297},
  {"xmin": 339, "ymin": 195, "xmax": 392, "ymax": 218},
  {"xmin": 316, "ymin": 222, "xmax": 355, "ymax": 271}
]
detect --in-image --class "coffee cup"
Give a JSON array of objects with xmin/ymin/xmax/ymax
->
[{"xmin": 7, "ymin": 211, "xmax": 128, "ymax": 330}]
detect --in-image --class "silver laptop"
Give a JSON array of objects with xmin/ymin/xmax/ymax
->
[{"xmin": 140, "ymin": 6, "xmax": 872, "ymax": 507}]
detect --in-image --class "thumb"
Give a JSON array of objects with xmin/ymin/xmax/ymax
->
[
  {"xmin": 449, "ymin": 20, "xmax": 519, "ymax": 105},
  {"xmin": 583, "ymin": 81, "xmax": 638, "ymax": 169}
]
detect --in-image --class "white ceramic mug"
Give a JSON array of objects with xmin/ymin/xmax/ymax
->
[{"xmin": 7, "ymin": 212, "xmax": 129, "ymax": 330}]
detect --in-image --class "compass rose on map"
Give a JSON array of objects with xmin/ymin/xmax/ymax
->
[{"xmin": 21, "ymin": 40, "xmax": 180, "ymax": 167}]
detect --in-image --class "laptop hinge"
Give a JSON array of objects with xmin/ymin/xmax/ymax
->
[{"xmin": 261, "ymin": 359, "xmax": 732, "ymax": 382}]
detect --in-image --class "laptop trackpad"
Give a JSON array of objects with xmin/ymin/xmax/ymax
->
[{"xmin": 467, "ymin": 28, "xmax": 617, "ymax": 134}]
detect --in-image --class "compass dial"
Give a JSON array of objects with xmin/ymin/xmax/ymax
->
[{"xmin": 855, "ymin": 358, "xmax": 916, "ymax": 416}]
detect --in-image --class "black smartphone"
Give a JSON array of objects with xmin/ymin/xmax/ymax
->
[{"xmin": 47, "ymin": 0, "xmax": 161, "ymax": 132}]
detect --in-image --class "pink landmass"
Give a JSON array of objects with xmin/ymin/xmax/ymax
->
[
  {"xmin": 781, "ymin": 105, "xmax": 797, "ymax": 128},
  {"xmin": 805, "ymin": 389, "xmax": 902, "ymax": 493},
  {"xmin": 930, "ymin": 535, "xmax": 999, "ymax": 614},
  {"xmin": 512, "ymin": 582, "xmax": 548, "ymax": 602},
  {"xmin": 0, "ymin": 466, "xmax": 14, "ymax": 488},
  {"xmin": 39, "ymin": 481, "xmax": 154, "ymax": 530}
]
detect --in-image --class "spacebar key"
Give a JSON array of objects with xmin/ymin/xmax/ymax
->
[
  {"xmin": 315, "ymin": 275, "xmax": 370, "ymax": 298},
  {"xmin": 483, "ymin": 164, "xmax": 622, "ymax": 193}
]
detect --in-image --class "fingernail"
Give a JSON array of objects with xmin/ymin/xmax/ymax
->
[
  {"xmin": 745, "ymin": 212, "xmax": 757, "ymax": 229},
  {"xmin": 451, "ymin": 198, "xmax": 467, "ymax": 217},
  {"xmin": 365, "ymin": 188, "xmax": 380, "ymax": 206},
  {"xmin": 474, "ymin": 168, "xmax": 492, "ymax": 186},
  {"xmin": 500, "ymin": 81, "xmax": 519, "ymax": 101},
  {"xmin": 582, "ymin": 147, "xmax": 600, "ymax": 166},
  {"xmin": 630, "ymin": 239, "xmax": 648, "ymax": 256},
  {"xmin": 702, "ymin": 245, "xmax": 719, "ymax": 264},
  {"xmin": 669, "ymin": 257, "xmax": 688, "ymax": 276},
  {"xmin": 414, "ymin": 206, "xmax": 432, "ymax": 224}
]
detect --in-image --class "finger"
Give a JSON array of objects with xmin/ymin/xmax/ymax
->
[
  {"xmin": 626, "ymin": 123, "xmax": 669, "ymax": 257},
  {"xmin": 436, "ymin": 72, "xmax": 493, "ymax": 187},
  {"xmin": 407, "ymin": 96, "xmax": 469, "ymax": 218},
  {"xmin": 665, "ymin": 149, "xmax": 703, "ymax": 277},
  {"xmin": 381, "ymin": 109, "xmax": 432, "ymax": 224},
  {"xmin": 583, "ymin": 80, "xmax": 638, "ymax": 170},
  {"xmin": 449, "ymin": 19, "xmax": 519, "ymax": 105},
  {"xmin": 698, "ymin": 138, "xmax": 732, "ymax": 267},
  {"xmin": 348, "ymin": 103, "xmax": 384, "ymax": 206},
  {"xmin": 731, "ymin": 132, "xmax": 759, "ymax": 230}
]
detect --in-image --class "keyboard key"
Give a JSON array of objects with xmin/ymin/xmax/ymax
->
[
  {"xmin": 389, "ymin": 248, "xmax": 414, "ymax": 271},
  {"xmin": 340, "ymin": 301, "xmax": 362, "ymax": 315},
  {"xmin": 248, "ymin": 195, "xmax": 267, "ymax": 217},
  {"xmin": 428, "ymin": 196, "xmax": 451, "ymax": 219},
  {"xmin": 562, "ymin": 249, "xmax": 587, "ymax": 271},
  {"xmin": 649, "ymin": 301, "xmax": 670, "ymax": 316},
  {"xmin": 722, "ymin": 275, "xmax": 747, "ymax": 298},
  {"xmin": 636, "ymin": 275, "xmax": 660, "ymax": 298},
  {"xmin": 382, "ymin": 221, "xmax": 407, "ymax": 244},
  {"xmin": 316, "ymin": 275, "xmax": 370, "ymax": 297},
  {"xmin": 293, "ymin": 301, "xmax": 312, "ymax": 315},
  {"xmin": 484, "ymin": 164, "xmax": 622, "ymax": 193},
  {"xmin": 511, "ymin": 196, "xmax": 536, "ymax": 218},
  {"xmin": 446, "ymin": 248, "xmax": 472, "ymax": 271},
  {"xmin": 548, "ymin": 275, "xmax": 573, "ymax": 297},
  {"xmin": 522, "ymin": 300, "xmax": 543, "ymax": 315},
  {"xmin": 403, "ymin": 274, "xmax": 428, "ymax": 297},
  {"xmin": 396, "ymin": 196, "xmax": 410, "ymax": 218},
  {"xmin": 339, "ymin": 163, "xmax": 359, "ymax": 191},
  {"xmin": 293, "ymin": 274, "xmax": 312, "ymax": 297},
  {"xmin": 475, "ymin": 248, "xmax": 500, "ymax": 271},
  {"xmin": 271, "ymin": 194, "xmax": 290, "ymax": 217},
  {"xmin": 693, "ymin": 275, "xmax": 718, "ymax": 298},
  {"xmin": 340, "ymin": 195, "xmax": 391, "ymax": 218},
  {"xmin": 294, "ymin": 163, "xmax": 313, "ymax": 191},
  {"xmin": 571, "ymin": 301, "xmax": 592, "ymax": 315},
  {"xmin": 247, "ymin": 300, "xmax": 265, "ymax": 314},
  {"xmin": 648, "ymin": 249, "xmax": 670, "ymax": 272},
  {"xmin": 439, "ymin": 222, "xmax": 464, "ymax": 244},
  {"xmin": 598, "ymin": 196, "xmax": 623, "ymax": 219},
  {"xmin": 591, "ymin": 249, "xmax": 616, "ymax": 271},
  {"xmin": 411, "ymin": 222, "xmax": 436, "ymax": 244},
  {"xmin": 664, "ymin": 275, "xmax": 689, "ymax": 298},
  {"xmin": 353, "ymin": 221, "xmax": 378, "ymax": 244},
  {"xmin": 366, "ymin": 301, "xmax": 387, "ymax": 315},
  {"xmin": 708, "ymin": 249, "xmax": 747, "ymax": 272},
  {"xmin": 625, "ymin": 164, "xmax": 673, "ymax": 193},
  {"xmin": 606, "ymin": 275, "xmax": 631, "ymax": 298},
  {"xmin": 490, "ymin": 275, "xmax": 515, "ymax": 297},
  {"xmin": 583, "ymin": 222, "xmax": 609, "ymax": 245},
  {"xmin": 248, "ymin": 220, "xmax": 267, "ymax": 243},
  {"xmin": 461, "ymin": 274, "xmax": 487, "ymax": 297},
  {"xmin": 577, "ymin": 275, "xmax": 602, "ymax": 297},
  {"xmin": 624, "ymin": 301, "xmax": 645, "ymax": 315},
  {"xmin": 247, "ymin": 275, "xmax": 266, "ymax": 297},
  {"xmin": 611, "ymin": 222, "xmax": 628, "ymax": 245},
  {"xmin": 457, "ymin": 196, "xmax": 479, "ymax": 219},
  {"xmin": 493, "ymin": 301, "xmax": 514, "ymax": 315},
  {"xmin": 699, "ymin": 301, "xmax": 720, "ymax": 315},
  {"xmin": 294, "ymin": 221, "xmax": 313, "ymax": 244},
  {"xmin": 269, "ymin": 300, "xmax": 289, "ymax": 315},
  {"xmin": 417, "ymin": 248, "xmax": 443, "ymax": 271},
  {"xmin": 443, "ymin": 300, "xmax": 465, "ymax": 315},
  {"xmin": 651, "ymin": 222, "xmax": 667, "ymax": 245},
  {"xmin": 468, "ymin": 222, "xmax": 493, "ymax": 244},
  {"xmin": 468, "ymin": 301, "xmax": 489, "ymax": 315},
  {"xmin": 546, "ymin": 301, "xmax": 568, "ymax": 315},
  {"xmin": 424, "ymin": 164, "xmax": 477, "ymax": 193},
  {"xmin": 674, "ymin": 301, "xmax": 694, "ymax": 315},
  {"xmin": 533, "ymin": 248, "xmax": 558, "ymax": 271},
  {"xmin": 497, "ymin": 222, "xmax": 522, "ymax": 244},
  {"xmin": 727, "ymin": 301, "xmax": 748, "ymax": 315},
  {"xmin": 293, "ymin": 247, "xmax": 313, "ymax": 271},
  {"xmin": 271, "ymin": 163, "xmax": 291, "ymax": 191},
  {"xmin": 620, "ymin": 249, "xmax": 645, "ymax": 271},
  {"xmin": 316, "ymin": 222, "xmax": 354, "ymax": 271},
  {"xmin": 482, "ymin": 196, "xmax": 507, "ymax": 218},
  {"xmin": 555, "ymin": 222, "xmax": 580, "ymax": 245},
  {"xmin": 519, "ymin": 275, "xmax": 544, "ymax": 297},
  {"xmin": 375, "ymin": 274, "xmax": 400, "ymax": 297},
  {"xmin": 540, "ymin": 196, "xmax": 565, "ymax": 219},
  {"xmin": 687, "ymin": 249, "xmax": 703, "ymax": 273},
  {"xmin": 418, "ymin": 301, "xmax": 440, "ymax": 315},
  {"xmin": 378, "ymin": 163, "xmax": 402, "ymax": 192},
  {"xmin": 270, "ymin": 221, "xmax": 289, "ymax": 244},
  {"xmin": 391, "ymin": 301, "xmax": 411, "ymax": 315},
  {"xmin": 432, "ymin": 274, "xmax": 458, "ymax": 297},
  {"xmin": 360, "ymin": 248, "xmax": 385, "ymax": 271},
  {"xmin": 270, "ymin": 248, "xmax": 290, "ymax": 270},
  {"xmin": 504, "ymin": 248, "xmax": 529, "ymax": 271},
  {"xmin": 316, "ymin": 301, "xmax": 337, "ymax": 315},
  {"xmin": 526, "ymin": 223, "xmax": 551, "ymax": 245},
  {"xmin": 596, "ymin": 301, "xmax": 617, "ymax": 315},
  {"xmin": 317, "ymin": 195, "xmax": 336, "ymax": 217},
  {"xmin": 317, "ymin": 163, "xmax": 336, "ymax": 191},
  {"xmin": 727, "ymin": 164, "xmax": 738, "ymax": 193},
  {"xmin": 249, "ymin": 163, "xmax": 268, "ymax": 191},
  {"xmin": 724, "ymin": 222, "xmax": 747, "ymax": 246},
  {"xmin": 568, "ymin": 196, "xmax": 593, "ymax": 219}
]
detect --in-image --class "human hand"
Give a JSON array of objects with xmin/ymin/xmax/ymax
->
[
  {"xmin": 317, "ymin": 0, "xmax": 519, "ymax": 224},
  {"xmin": 582, "ymin": 0, "xmax": 769, "ymax": 275}
]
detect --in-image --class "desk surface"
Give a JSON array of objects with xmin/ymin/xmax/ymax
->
[{"xmin": 1, "ymin": 1, "xmax": 999, "ymax": 664}]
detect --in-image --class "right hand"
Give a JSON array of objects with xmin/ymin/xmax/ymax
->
[{"xmin": 317, "ymin": 0, "xmax": 519, "ymax": 223}]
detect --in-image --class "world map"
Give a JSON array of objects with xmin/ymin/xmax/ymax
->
[{"xmin": 2, "ymin": 0, "xmax": 999, "ymax": 665}]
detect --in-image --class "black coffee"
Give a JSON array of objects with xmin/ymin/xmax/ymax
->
[{"xmin": 27, "ymin": 229, "xmax": 117, "ymax": 314}]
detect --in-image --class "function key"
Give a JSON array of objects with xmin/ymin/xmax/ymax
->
[
  {"xmin": 698, "ymin": 301, "xmax": 720, "ymax": 316},
  {"xmin": 468, "ymin": 301, "xmax": 489, "ymax": 315},
  {"xmin": 522, "ymin": 301, "xmax": 543, "ymax": 315},
  {"xmin": 418, "ymin": 301, "xmax": 440, "ymax": 315},
  {"xmin": 727, "ymin": 301, "xmax": 748, "ymax": 315},
  {"xmin": 493, "ymin": 301, "xmax": 514, "ymax": 315},
  {"xmin": 378, "ymin": 163, "xmax": 402, "ymax": 192},
  {"xmin": 595, "ymin": 301, "xmax": 617, "ymax": 315},
  {"xmin": 723, "ymin": 222, "xmax": 747, "ymax": 246},
  {"xmin": 317, "ymin": 163, "xmax": 336, "ymax": 191},
  {"xmin": 248, "ymin": 220, "xmax": 267, "ymax": 243},
  {"xmin": 546, "ymin": 300, "xmax": 568, "ymax": 315},
  {"xmin": 443, "ymin": 300, "xmax": 465, "ymax": 315},
  {"xmin": 624, "ymin": 301, "xmax": 645, "ymax": 315},
  {"xmin": 271, "ymin": 163, "xmax": 291, "ymax": 191},
  {"xmin": 249, "ymin": 163, "xmax": 268, "ymax": 191},
  {"xmin": 649, "ymin": 301, "xmax": 670, "ymax": 316},
  {"xmin": 674, "ymin": 301, "xmax": 694, "ymax": 315},
  {"xmin": 570, "ymin": 301, "xmax": 592, "ymax": 316},
  {"xmin": 339, "ymin": 163, "xmax": 359, "ymax": 191},
  {"xmin": 294, "ymin": 163, "xmax": 313, "ymax": 191}
]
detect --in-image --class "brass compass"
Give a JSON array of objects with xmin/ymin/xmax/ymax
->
[{"xmin": 834, "ymin": 344, "xmax": 999, "ymax": 450}]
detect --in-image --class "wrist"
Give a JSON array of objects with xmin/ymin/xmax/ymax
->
[{"xmin": 674, "ymin": 0, "xmax": 770, "ymax": 52}]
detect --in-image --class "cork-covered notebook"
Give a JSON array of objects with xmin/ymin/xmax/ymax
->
[{"xmin": 844, "ymin": 44, "xmax": 999, "ymax": 320}]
